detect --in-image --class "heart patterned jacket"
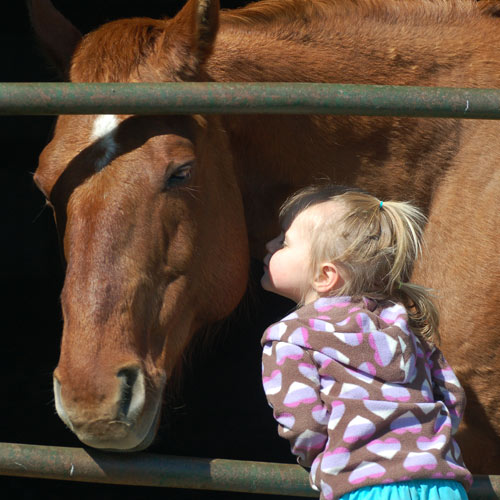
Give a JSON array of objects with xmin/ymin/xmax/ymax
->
[{"xmin": 261, "ymin": 296, "xmax": 472, "ymax": 500}]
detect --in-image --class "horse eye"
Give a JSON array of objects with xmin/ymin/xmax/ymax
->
[{"xmin": 165, "ymin": 163, "xmax": 193, "ymax": 189}]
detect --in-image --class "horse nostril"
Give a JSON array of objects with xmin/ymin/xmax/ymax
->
[{"xmin": 117, "ymin": 367, "xmax": 141, "ymax": 420}]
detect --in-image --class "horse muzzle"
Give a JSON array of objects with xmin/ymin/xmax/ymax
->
[{"xmin": 53, "ymin": 366, "xmax": 165, "ymax": 451}]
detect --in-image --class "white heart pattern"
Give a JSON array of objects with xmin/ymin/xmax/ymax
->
[
  {"xmin": 417, "ymin": 434, "xmax": 446, "ymax": 451},
  {"xmin": 366, "ymin": 437, "xmax": 401, "ymax": 459},
  {"xmin": 348, "ymin": 461, "xmax": 386, "ymax": 485},
  {"xmin": 343, "ymin": 416, "xmax": 376, "ymax": 443},
  {"xmin": 321, "ymin": 447, "xmax": 351, "ymax": 475}
]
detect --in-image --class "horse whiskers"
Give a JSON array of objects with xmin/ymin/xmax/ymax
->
[{"xmin": 183, "ymin": 185, "xmax": 202, "ymax": 201}]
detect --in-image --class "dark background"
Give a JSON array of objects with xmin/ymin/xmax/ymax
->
[{"xmin": 1, "ymin": 1, "xmax": 298, "ymax": 498}]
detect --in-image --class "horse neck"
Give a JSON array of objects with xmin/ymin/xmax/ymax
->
[
  {"xmin": 208, "ymin": 1, "xmax": 498, "ymax": 86},
  {"xmin": 201, "ymin": 1, "xmax": 500, "ymax": 255},
  {"xmin": 204, "ymin": 1, "xmax": 500, "ymax": 188}
]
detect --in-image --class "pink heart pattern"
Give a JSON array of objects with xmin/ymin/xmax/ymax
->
[
  {"xmin": 348, "ymin": 461, "xmax": 386, "ymax": 484},
  {"xmin": 344, "ymin": 366, "xmax": 375, "ymax": 384},
  {"xmin": 363, "ymin": 399, "xmax": 399, "ymax": 419},
  {"xmin": 294, "ymin": 429, "xmax": 328, "ymax": 460},
  {"xmin": 390, "ymin": 411, "xmax": 422, "ymax": 434},
  {"xmin": 312, "ymin": 404, "xmax": 329, "ymax": 425},
  {"xmin": 275, "ymin": 342, "xmax": 304, "ymax": 365},
  {"xmin": 321, "ymin": 447, "xmax": 351, "ymax": 475},
  {"xmin": 433, "ymin": 366, "xmax": 461, "ymax": 388},
  {"xmin": 358, "ymin": 362, "xmax": 377, "ymax": 377},
  {"xmin": 309, "ymin": 318, "xmax": 335, "ymax": 332},
  {"xmin": 320, "ymin": 480, "xmax": 334, "ymax": 500},
  {"xmin": 328, "ymin": 401, "xmax": 345, "ymax": 431},
  {"xmin": 289, "ymin": 327, "xmax": 311, "ymax": 348},
  {"xmin": 261, "ymin": 296, "xmax": 471, "ymax": 498},
  {"xmin": 298, "ymin": 363, "xmax": 319, "ymax": 384},
  {"xmin": 314, "ymin": 297, "xmax": 352, "ymax": 312},
  {"xmin": 420, "ymin": 379, "xmax": 433, "ymax": 401},
  {"xmin": 265, "ymin": 321, "xmax": 287, "ymax": 341},
  {"xmin": 321, "ymin": 346, "xmax": 350, "ymax": 365},
  {"xmin": 276, "ymin": 412, "xmax": 295, "ymax": 429},
  {"xmin": 369, "ymin": 331, "xmax": 398, "ymax": 367},
  {"xmin": 417, "ymin": 435, "xmax": 446, "ymax": 451},
  {"xmin": 343, "ymin": 416, "xmax": 376, "ymax": 443},
  {"xmin": 403, "ymin": 452, "xmax": 437, "ymax": 472},
  {"xmin": 339, "ymin": 382, "xmax": 370, "ymax": 400},
  {"xmin": 320, "ymin": 375, "xmax": 336, "ymax": 395},
  {"xmin": 433, "ymin": 411, "xmax": 452, "ymax": 433},
  {"xmin": 262, "ymin": 369, "xmax": 282, "ymax": 395},
  {"xmin": 366, "ymin": 437, "xmax": 401, "ymax": 459},
  {"xmin": 284, "ymin": 382, "xmax": 317, "ymax": 407},
  {"xmin": 356, "ymin": 312, "xmax": 376, "ymax": 333},
  {"xmin": 379, "ymin": 304, "xmax": 403, "ymax": 324},
  {"xmin": 333, "ymin": 331, "xmax": 363, "ymax": 346},
  {"xmin": 381, "ymin": 383, "xmax": 410, "ymax": 402}
]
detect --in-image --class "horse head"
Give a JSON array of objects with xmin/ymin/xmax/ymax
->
[{"xmin": 30, "ymin": 0, "xmax": 249, "ymax": 451}]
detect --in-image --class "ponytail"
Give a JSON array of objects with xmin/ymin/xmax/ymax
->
[
  {"xmin": 377, "ymin": 199, "xmax": 440, "ymax": 344},
  {"xmin": 280, "ymin": 186, "xmax": 440, "ymax": 345},
  {"xmin": 397, "ymin": 282, "xmax": 440, "ymax": 345}
]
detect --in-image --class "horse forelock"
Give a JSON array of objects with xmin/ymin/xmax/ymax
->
[{"xmin": 70, "ymin": 17, "xmax": 167, "ymax": 82}]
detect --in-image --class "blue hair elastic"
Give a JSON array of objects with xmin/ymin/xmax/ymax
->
[{"xmin": 379, "ymin": 200, "xmax": 384, "ymax": 209}]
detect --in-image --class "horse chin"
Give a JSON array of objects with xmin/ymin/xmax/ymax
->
[
  {"xmin": 97, "ymin": 399, "xmax": 163, "ymax": 453},
  {"xmin": 75, "ymin": 397, "xmax": 163, "ymax": 452}
]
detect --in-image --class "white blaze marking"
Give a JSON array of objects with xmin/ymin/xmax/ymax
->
[{"xmin": 91, "ymin": 114, "xmax": 120, "ymax": 171}]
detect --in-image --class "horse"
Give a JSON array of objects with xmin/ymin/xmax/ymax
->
[{"xmin": 29, "ymin": 0, "xmax": 500, "ymax": 473}]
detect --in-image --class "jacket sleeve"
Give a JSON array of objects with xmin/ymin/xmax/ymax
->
[
  {"xmin": 262, "ymin": 339, "xmax": 329, "ymax": 467},
  {"xmin": 429, "ymin": 347, "xmax": 466, "ymax": 435}
]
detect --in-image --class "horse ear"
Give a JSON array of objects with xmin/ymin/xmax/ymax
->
[
  {"xmin": 28, "ymin": 0, "xmax": 82, "ymax": 78},
  {"xmin": 167, "ymin": 0, "xmax": 220, "ymax": 79}
]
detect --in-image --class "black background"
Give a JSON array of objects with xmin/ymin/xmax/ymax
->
[{"xmin": 1, "ymin": 1, "xmax": 299, "ymax": 498}]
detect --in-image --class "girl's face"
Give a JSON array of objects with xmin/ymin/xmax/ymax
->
[{"xmin": 261, "ymin": 210, "xmax": 315, "ymax": 304}]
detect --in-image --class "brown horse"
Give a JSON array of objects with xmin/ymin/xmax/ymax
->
[{"xmin": 30, "ymin": 0, "xmax": 500, "ymax": 472}]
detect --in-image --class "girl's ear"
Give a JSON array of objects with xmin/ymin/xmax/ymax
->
[{"xmin": 313, "ymin": 262, "xmax": 343, "ymax": 295}]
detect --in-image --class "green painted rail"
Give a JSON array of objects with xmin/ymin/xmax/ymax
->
[
  {"xmin": 0, "ymin": 443, "xmax": 499, "ymax": 498},
  {"xmin": 1, "ymin": 82, "xmax": 500, "ymax": 118}
]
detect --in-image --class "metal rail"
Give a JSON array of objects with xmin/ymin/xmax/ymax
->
[
  {"xmin": 1, "ymin": 443, "xmax": 499, "ymax": 498},
  {"xmin": 1, "ymin": 82, "xmax": 500, "ymax": 118}
]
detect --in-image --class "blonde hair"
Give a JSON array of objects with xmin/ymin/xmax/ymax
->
[{"xmin": 279, "ymin": 185, "xmax": 439, "ymax": 344}]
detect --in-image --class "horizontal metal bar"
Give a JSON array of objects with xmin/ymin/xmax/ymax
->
[
  {"xmin": 1, "ymin": 82, "xmax": 500, "ymax": 118},
  {"xmin": 0, "ymin": 442, "xmax": 314, "ymax": 496},
  {"xmin": 1, "ymin": 443, "xmax": 499, "ymax": 498}
]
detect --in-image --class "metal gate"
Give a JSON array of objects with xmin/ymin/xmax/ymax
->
[{"xmin": 1, "ymin": 82, "xmax": 499, "ymax": 498}]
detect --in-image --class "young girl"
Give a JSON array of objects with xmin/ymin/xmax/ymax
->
[{"xmin": 260, "ymin": 185, "xmax": 472, "ymax": 500}]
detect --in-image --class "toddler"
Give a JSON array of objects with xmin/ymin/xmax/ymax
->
[{"xmin": 261, "ymin": 185, "xmax": 471, "ymax": 500}]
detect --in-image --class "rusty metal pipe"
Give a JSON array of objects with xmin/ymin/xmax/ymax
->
[
  {"xmin": 0, "ymin": 442, "xmax": 315, "ymax": 496},
  {"xmin": 1, "ymin": 82, "xmax": 500, "ymax": 118},
  {"xmin": 1, "ymin": 443, "xmax": 499, "ymax": 498}
]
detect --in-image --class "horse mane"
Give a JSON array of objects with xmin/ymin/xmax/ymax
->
[
  {"xmin": 221, "ymin": 0, "xmax": 480, "ymax": 28},
  {"xmin": 70, "ymin": 0, "xmax": 489, "ymax": 82}
]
